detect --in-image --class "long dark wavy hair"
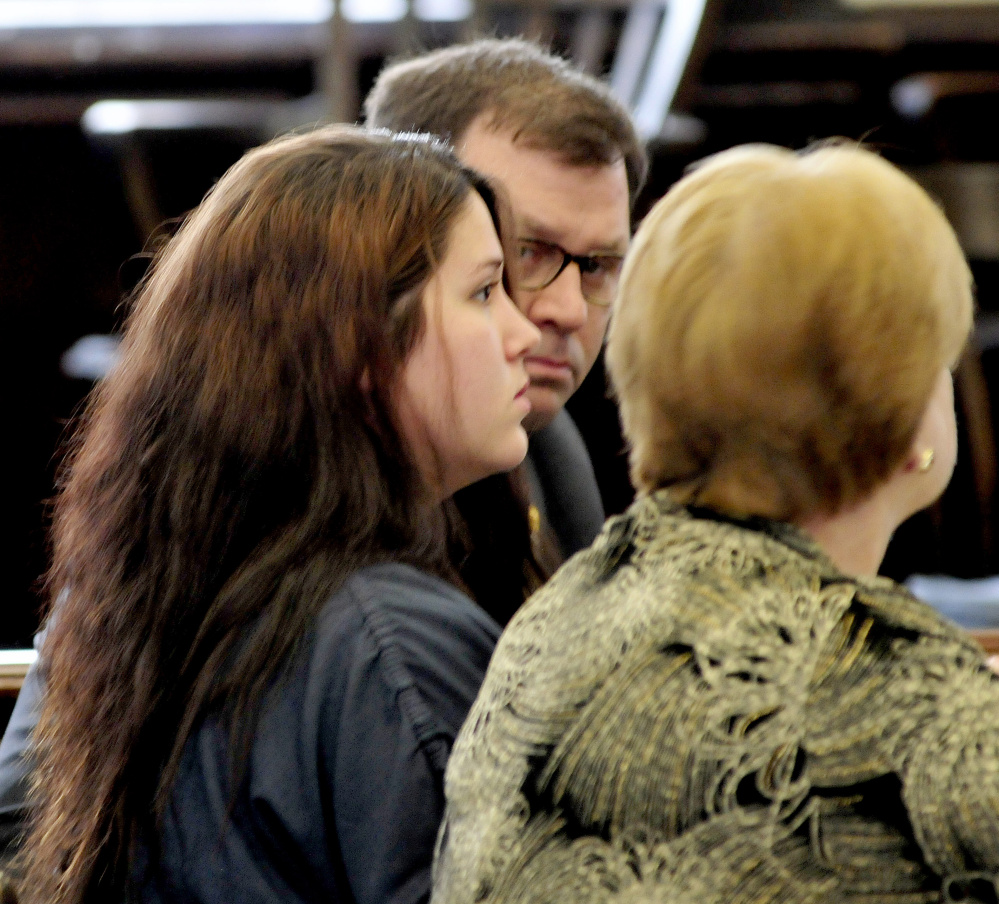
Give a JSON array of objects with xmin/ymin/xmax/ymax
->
[{"xmin": 21, "ymin": 124, "xmax": 506, "ymax": 904}]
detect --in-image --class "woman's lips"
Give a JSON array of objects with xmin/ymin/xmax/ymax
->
[{"xmin": 514, "ymin": 382, "xmax": 532, "ymax": 412}]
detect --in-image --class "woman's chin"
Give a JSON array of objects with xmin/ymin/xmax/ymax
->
[
  {"xmin": 502, "ymin": 429, "xmax": 531, "ymax": 472},
  {"xmin": 467, "ymin": 431, "xmax": 532, "ymax": 489}
]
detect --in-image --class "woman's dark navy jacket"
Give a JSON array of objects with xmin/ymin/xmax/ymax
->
[
  {"xmin": 0, "ymin": 409, "xmax": 604, "ymax": 900},
  {"xmin": 136, "ymin": 563, "xmax": 499, "ymax": 904}
]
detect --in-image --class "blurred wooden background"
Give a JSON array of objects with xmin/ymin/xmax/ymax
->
[{"xmin": 4, "ymin": 0, "xmax": 999, "ymax": 666}]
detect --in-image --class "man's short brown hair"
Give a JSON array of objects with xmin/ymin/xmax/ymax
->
[
  {"xmin": 607, "ymin": 143, "xmax": 974, "ymax": 520},
  {"xmin": 364, "ymin": 37, "xmax": 647, "ymax": 203}
]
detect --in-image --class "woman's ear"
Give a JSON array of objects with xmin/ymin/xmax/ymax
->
[
  {"xmin": 902, "ymin": 446, "xmax": 936, "ymax": 474},
  {"xmin": 896, "ymin": 367, "xmax": 958, "ymax": 517}
]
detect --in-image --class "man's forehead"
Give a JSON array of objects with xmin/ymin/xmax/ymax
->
[
  {"xmin": 458, "ymin": 115, "xmax": 617, "ymax": 179},
  {"xmin": 457, "ymin": 119, "xmax": 631, "ymax": 251},
  {"xmin": 460, "ymin": 109, "xmax": 622, "ymax": 171},
  {"xmin": 509, "ymin": 165, "xmax": 631, "ymax": 252}
]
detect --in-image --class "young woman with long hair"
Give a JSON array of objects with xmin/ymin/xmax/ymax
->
[{"xmin": 19, "ymin": 124, "xmax": 538, "ymax": 904}]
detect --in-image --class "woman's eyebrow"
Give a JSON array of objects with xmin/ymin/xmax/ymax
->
[{"xmin": 470, "ymin": 257, "xmax": 504, "ymax": 278}]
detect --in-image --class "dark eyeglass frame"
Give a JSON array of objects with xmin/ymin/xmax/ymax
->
[{"xmin": 514, "ymin": 238, "xmax": 624, "ymax": 308}]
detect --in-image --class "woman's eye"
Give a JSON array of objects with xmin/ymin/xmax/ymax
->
[{"xmin": 473, "ymin": 282, "xmax": 496, "ymax": 303}]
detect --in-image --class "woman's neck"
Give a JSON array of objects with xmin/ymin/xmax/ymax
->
[{"xmin": 794, "ymin": 491, "xmax": 898, "ymax": 578}]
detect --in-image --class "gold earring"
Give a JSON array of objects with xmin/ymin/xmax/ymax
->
[{"xmin": 917, "ymin": 448, "xmax": 935, "ymax": 472}]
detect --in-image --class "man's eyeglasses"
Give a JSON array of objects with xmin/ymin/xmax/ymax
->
[{"xmin": 513, "ymin": 238, "xmax": 624, "ymax": 308}]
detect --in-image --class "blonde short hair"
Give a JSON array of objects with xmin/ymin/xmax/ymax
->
[{"xmin": 607, "ymin": 143, "xmax": 974, "ymax": 520}]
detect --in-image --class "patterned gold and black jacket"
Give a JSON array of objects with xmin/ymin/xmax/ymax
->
[{"xmin": 434, "ymin": 490, "xmax": 999, "ymax": 904}]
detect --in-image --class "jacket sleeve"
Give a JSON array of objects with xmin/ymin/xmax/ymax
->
[
  {"xmin": 0, "ymin": 627, "xmax": 47, "ymax": 867},
  {"xmin": 321, "ymin": 568, "xmax": 499, "ymax": 904}
]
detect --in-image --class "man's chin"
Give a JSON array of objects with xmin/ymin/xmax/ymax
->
[{"xmin": 523, "ymin": 385, "xmax": 568, "ymax": 433}]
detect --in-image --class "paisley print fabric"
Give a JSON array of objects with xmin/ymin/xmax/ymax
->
[{"xmin": 433, "ymin": 492, "xmax": 999, "ymax": 904}]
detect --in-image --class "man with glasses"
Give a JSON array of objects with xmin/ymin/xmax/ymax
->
[{"xmin": 366, "ymin": 36, "xmax": 646, "ymax": 559}]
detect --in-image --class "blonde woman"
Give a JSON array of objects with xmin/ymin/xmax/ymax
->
[{"xmin": 433, "ymin": 145, "xmax": 999, "ymax": 904}]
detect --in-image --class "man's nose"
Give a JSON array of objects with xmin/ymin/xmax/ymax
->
[{"xmin": 521, "ymin": 263, "xmax": 588, "ymax": 334}]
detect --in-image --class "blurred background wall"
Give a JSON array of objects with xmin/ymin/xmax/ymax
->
[{"xmin": 3, "ymin": 0, "xmax": 999, "ymax": 656}]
